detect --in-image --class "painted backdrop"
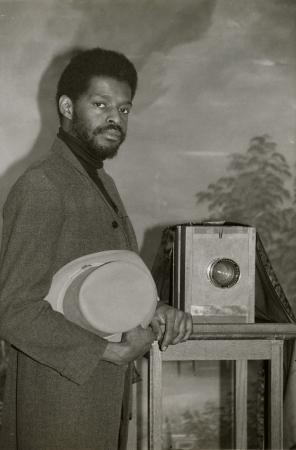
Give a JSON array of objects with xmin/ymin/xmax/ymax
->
[
  {"xmin": 0, "ymin": 0, "xmax": 295, "ymax": 448},
  {"xmin": 0, "ymin": 0, "xmax": 295, "ymax": 271}
]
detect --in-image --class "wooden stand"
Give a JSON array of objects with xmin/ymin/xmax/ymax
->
[{"xmin": 148, "ymin": 323, "xmax": 296, "ymax": 450}]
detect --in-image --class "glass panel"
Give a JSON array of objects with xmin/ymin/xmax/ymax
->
[
  {"xmin": 160, "ymin": 360, "xmax": 264, "ymax": 450},
  {"xmin": 161, "ymin": 360, "xmax": 234, "ymax": 450}
]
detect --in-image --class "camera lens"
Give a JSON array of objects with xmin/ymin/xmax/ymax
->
[{"xmin": 208, "ymin": 258, "xmax": 240, "ymax": 288}]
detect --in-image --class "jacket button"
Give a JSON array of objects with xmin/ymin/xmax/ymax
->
[{"xmin": 112, "ymin": 220, "xmax": 119, "ymax": 229}]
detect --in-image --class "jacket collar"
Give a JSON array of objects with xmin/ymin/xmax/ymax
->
[
  {"xmin": 49, "ymin": 136, "xmax": 121, "ymax": 217},
  {"xmin": 50, "ymin": 136, "xmax": 93, "ymax": 179}
]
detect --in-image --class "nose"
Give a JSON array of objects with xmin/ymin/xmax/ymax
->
[{"xmin": 106, "ymin": 107, "xmax": 121, "ymax": 125}]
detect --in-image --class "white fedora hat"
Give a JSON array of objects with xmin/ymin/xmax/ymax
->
[{"xmin": 45, "ymin": 250, "xmax": 158, "ymax": 341}]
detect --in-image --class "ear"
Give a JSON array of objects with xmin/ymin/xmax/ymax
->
[{"xmin": 58, "ymin": 95, "xmax": 74, "ymax": 120}]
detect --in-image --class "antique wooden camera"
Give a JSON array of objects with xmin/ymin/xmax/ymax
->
[{"xmin": 171, "ymin": 223, "xmax": 256, "ymax": 323}]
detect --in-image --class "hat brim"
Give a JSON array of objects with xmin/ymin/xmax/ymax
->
[{"xmin": 45, "ymin": 250, "xmax": 158, "ymax": 340}]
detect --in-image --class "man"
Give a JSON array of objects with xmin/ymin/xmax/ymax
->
[{"xmin": 0, "ymin": 47, "xmax": 192, "ymax": 450}]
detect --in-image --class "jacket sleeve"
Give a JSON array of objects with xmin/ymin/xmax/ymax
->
[{"xmin": 0, "ymin": 171, "xmax": 108, "ymax": 385}]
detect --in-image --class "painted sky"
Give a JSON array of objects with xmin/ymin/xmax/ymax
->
[{"xmin": 0, "ymin": 0, "xmax": 295, "ymax": 265}]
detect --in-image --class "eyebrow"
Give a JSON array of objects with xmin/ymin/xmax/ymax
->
[{"xmin": 91, "ymin": 93, "xmax": 133, "ymax": 106}]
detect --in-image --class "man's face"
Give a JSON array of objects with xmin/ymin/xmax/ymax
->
[{"xmin": 70, "ymin": 76, "xmax": 132, "ymax": 159}]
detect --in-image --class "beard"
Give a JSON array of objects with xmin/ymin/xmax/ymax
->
[{"xmin": 71, "ymin": 116, "xmax": 126, "ymax": 160}]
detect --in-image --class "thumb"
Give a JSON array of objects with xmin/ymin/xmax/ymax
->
[{"xmin": 150, "ymin": 317, "xmax": 164, "ymax": 341}]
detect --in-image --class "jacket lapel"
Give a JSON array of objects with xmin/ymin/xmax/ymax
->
[{"xmin": 51, "ymin": 137, "xmax": 122, "ymax": 218}]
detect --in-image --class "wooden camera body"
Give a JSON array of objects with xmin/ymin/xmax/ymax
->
[{"xmin": 171, "ymin": 224, "xmax": 256, "ymax": 323}]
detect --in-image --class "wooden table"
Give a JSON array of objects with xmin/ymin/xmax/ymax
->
[{"xmin": 148, "ymin": 323, "xmax": 296, "ymax": 450}]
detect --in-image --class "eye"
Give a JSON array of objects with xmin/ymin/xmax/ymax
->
[
  {"xmin": 93, "ymin": 102, "xmax": 106, "ymax": 109},
  {"xmin": 119, "ymin": 105, "xmax": 131, "ymax": 115}
]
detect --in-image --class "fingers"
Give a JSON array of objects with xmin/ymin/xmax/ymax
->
[
  {"xmin": 161, "ymin": 311, "xmax": 193, "ymax": 350},
  {"xmin": 121, "ymin": 325, "xmax": 157, "ymax": 362},
  {"xmin": 173, "ymin": 313, "xmax": 193, "ymax": 344},
  {"xmin": 160, "ymin": 309, "xmax": 177, "ymax": 350},
  {"xmin": 184, "ymin": 313, "xmax": 193, "ymax": 340},
  {"xmin": 172, "ymin": 315, "xmax": 186, "ymax": 344},
  {"xmin": 150, "ymin": 318, "xmax": 163, "ymax": 341},
  {"xmin": 149, "ymin": 304, "xmax": 193, "ymax": 351},
  {"xmin": 123, "ymin": 324, "xmax": 156, "ymax": 345}
]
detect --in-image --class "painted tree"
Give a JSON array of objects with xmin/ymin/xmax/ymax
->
[
  {"xmin": 268, "ymin": 165, "xmax": 296, "ymax": 303},
  {"xmin": 196, "ymin": 134, "xmax": 296, "ymax": 309}
]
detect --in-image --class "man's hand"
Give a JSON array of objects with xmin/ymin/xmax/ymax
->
[
  {"xmin": 150, "ymin": 303, "xmax": 193, "ymax": 351},
  {"xmin": 102, "ymin": 325, "xmax": 156, "ymax": 365}
]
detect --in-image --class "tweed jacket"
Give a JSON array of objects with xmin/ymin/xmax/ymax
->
[{"xmin": 0, "ymin": 137, "xmax": 138, "ymax": 450}]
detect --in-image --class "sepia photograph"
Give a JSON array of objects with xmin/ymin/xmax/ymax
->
[{"xmin": 0, "ymin": 1, "xmax": 295, "ymax": 449}]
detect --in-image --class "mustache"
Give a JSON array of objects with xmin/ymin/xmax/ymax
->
[{"xmin": 93, "ymin": 124, "xmax": 124, "ymax": 137}]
